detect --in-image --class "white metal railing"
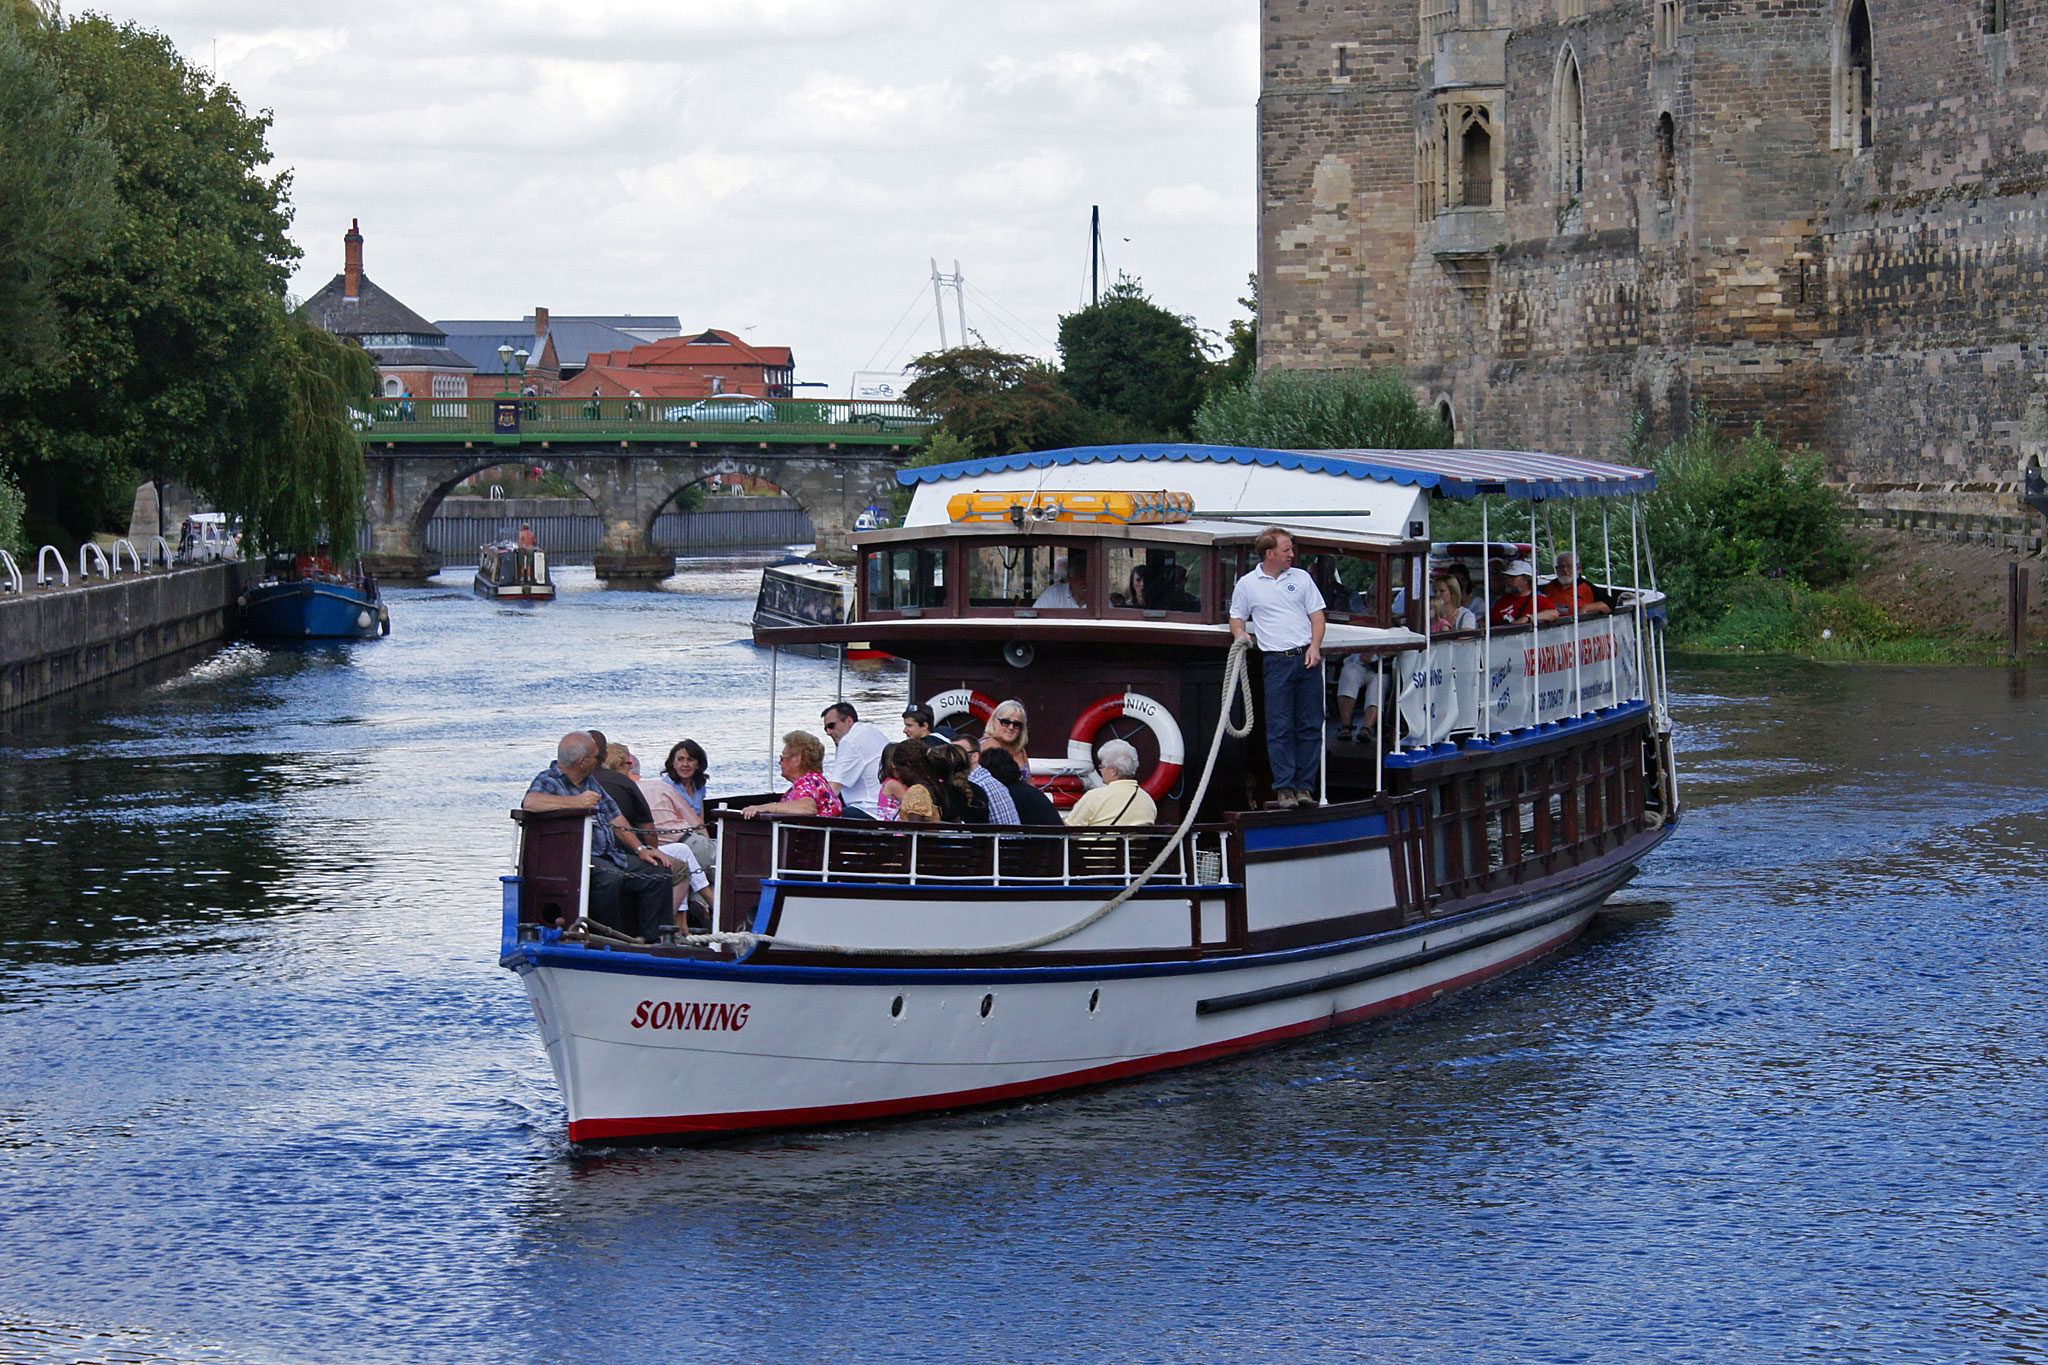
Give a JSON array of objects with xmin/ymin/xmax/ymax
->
[
  {"xmin": 767, "ymin": 821, "xmax": 1236, "ymax": 889},
  {"xmin": 1387, "ymin": 606, "xmax": 1653, "ymax": 747},
  {"xmin": 111, "ymin": 539, "xmax": 142, "ymax": 575},
  {"xmin": 148, "ymin": 535, "xmax": 171, "ymax": 566},
  {"xmin": 0, "ymin": 549, "xmax": 19, "ymax": 593},
  {"xmin": 36, "ymin": 545, "xmax": 67, "ymax": 587},
  {"xmin": 79, "ymin": 542, "xmax": 110, "ymax": 580}
]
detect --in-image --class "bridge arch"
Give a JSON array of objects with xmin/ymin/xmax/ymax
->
[{"xmin": 360, "ymin": 439, "xmax": 906, "ymax": 583}]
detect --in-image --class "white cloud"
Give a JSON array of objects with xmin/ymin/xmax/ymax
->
[
  {"xmin": 120, "ymin": 0, "xmax": 1256, "ymax": 388},
  {"xmin": 954, "ymin": 152, "xmax": 1084, "ymax": 209},
  {"xmin": 1140, "ymin": 182, "xmax": 1248, "ymax": 225}
]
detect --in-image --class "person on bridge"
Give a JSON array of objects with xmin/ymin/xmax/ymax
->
[{"xmin": 522, "ymin": 732, "xmax": 672, "ymax": 941}]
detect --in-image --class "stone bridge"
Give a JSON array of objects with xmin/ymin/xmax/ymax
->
[{"xmin": 361, "ymin": 440, "xmax": 910, "ymax": 583}]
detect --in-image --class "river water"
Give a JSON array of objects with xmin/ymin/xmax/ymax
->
[{"xmin": 2, "ymin": 562, "xmax": 2043, "ymax": 1364}]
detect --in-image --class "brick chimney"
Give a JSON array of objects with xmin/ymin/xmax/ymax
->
[
  {"xmin": 533, "ymin": 306, "xmax": 548, "ymax": 342},
  {"xmin": 343, "ymin": 219, "xmax": 363, "ymax": 300}
]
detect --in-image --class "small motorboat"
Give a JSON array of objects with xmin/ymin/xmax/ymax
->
[
  {"xmin": 475, "ymin": 541, "xmax": 556, "ymax": 601},
  {"xmin": 241, "ymin": 554, "xmax": 388, "ymax": 640}
]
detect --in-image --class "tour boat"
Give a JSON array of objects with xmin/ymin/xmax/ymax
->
[
  {"xmin": 752, "ymin": 556, "xmax": 888, "ymax": 660},
  {"xmin": 241, "ymin": 559, "xmax": 388, "ymax": 640},
  {"xmin": 475, "ymin": 541, "xmax": 556, "ymax": 601},
  {"xmin": 500, "ymin": 443, "xmax": 1678, "ymax": 1143}
]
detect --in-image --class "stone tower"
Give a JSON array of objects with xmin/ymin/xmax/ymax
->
[{"xmin": 1261, "ymin": 0, "xmax": 2048, "ymax": 487}]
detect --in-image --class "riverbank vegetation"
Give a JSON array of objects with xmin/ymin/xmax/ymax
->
[{"xmin": 0, "ymin": 4, "xmax": 370, "ymax": 559}]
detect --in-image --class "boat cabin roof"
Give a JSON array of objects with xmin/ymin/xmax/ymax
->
[{"xmin": 899, "ymin": 443, "xmax": 1655, "ymax": 543}]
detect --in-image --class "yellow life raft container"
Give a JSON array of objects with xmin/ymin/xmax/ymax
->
[{"xmin": 946, "ymin": 489, "xmax": 1194, "ymax": 525}]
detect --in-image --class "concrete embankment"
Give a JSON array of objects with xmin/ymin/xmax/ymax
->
[{"xmin": 1, "ymin": 563, "xmax": 244, "ymax": 713}]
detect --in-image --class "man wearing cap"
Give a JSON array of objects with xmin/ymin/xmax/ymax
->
[
  {"xmin": 1489, "ymin": 559, "xmax": 1561, "ymax": 626},
  {"xmin": 901, "ymin": 703, "xmax": 935, "ymax": 741},
  {"xmin": 1229, "ymin": 527, "xmax": 1327, "ymax": 809}
]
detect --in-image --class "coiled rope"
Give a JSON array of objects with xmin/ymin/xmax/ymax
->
[{"xmin": 672, "ymin": 637, "xmax": 1257, "ymax": 959}]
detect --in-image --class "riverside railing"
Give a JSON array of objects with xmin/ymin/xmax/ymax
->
[
  {"xmin": 360, "ymin": 396, "xmax": 931, "ymax": 444},
  {"xmin": 763, "ymin": 820, "xmax": 1236, "ymax": 890}
]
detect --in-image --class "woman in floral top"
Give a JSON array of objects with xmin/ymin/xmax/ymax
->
[{"xmin": 741, "ymin": 731, "xmax": 844, "ymax": 820}]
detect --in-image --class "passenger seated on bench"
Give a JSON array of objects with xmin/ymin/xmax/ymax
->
[
  {"xmin": 980, "ymin": 745, "xmax": 1062, "ymax": 826},
  {"xmin": 523, "ymin": 732, "xmax": 673, "ymax": 942},
  {"xmin": 1064, "ymin": 740, "xmax": 1157, "ymax": 827},
  {"xmin": 890, "ymin": 742, "xmax": 945, "ymax": 824},
  {"xmin": 741, "ymin": 731, "xmax": 843, "ymax": 820}
]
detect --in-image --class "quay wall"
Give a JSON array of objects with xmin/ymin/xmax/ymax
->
[{"xmin": 0, "ymin": 563, "xmax": 244, "ymax": 714}]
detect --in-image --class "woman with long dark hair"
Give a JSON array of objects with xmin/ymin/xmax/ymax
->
[{"xmin": 642, "ymin": 738, "xmax": 715, "ymax": 871}]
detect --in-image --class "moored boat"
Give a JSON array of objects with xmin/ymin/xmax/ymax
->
[
  {"xmin": 241, "ymin": 554, "xmax": 388, "ymax": 640},
  {"xmin": 475, "ymin": 540, "xmax": 555, "ymax": 601},
  {"xmin": 501, "ymin": 442, "xmax": 1679, "ymax": 1142}
]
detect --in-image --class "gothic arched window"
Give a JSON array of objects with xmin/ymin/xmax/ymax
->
[
  {"xmin": 1553, "ymin": 50, "xmax": 1586, "ymax": 213},
  {"xmin": 1655, "ymin": 112, "xmax": 1676, "ymax": 201},
  {"xmin": 1840, "ymin": 0, "xmax": 1874, "ymax": 151}
]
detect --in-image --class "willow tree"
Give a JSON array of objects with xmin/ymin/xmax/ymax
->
[{"xmin": 201, "ymin": 313, "xmax": 377, "ymax": 559}]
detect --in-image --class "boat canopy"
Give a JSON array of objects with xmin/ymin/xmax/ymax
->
[{"xmin": 898, "ymin": 443, "xmax": 1655, "ymax": 505}]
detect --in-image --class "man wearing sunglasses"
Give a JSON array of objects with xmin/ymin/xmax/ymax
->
[{"xmin": 821, "ymin": 701, "xmax": 888, "ymax": 815}]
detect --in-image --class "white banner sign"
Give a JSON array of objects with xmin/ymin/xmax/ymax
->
[{"xmin": 1394, "ymin": 615, "xmax": 1640, "ymax": 739}]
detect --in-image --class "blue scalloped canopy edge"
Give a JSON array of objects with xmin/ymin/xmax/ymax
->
[{"xmin": 895, "ymin": 443, "xmax": 1655, "ymax": 500}]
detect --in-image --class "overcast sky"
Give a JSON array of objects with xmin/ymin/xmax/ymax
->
[{"xmin": 114, "ymin": 0, "xmax": 1257, "ymax": 394}]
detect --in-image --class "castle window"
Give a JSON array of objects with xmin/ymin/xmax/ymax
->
[
  {"xmin": 1986, "ymin": 0, "xmax": 2007, "ymax": 34},
  {"xmin": 1436, "ymin": 398, "xmax": 1457, "ymax": 444},
  {"xmin": 1461, "ymin": 117, "xmax": 1495, "ymax": 207},
  {"xmin": 1839, "ymin": 0, "xmax": 1874, "ymax": 152},
  {"xmin": 1559, "ymin": 0, "xmax": 1586, "ymax": 20},
  {"xmin": 1654, "ymin": 0, "xmax": 1680, "ymax": 50},
  {"xmin": 1655, "ymin": 112, "xmax": 1676, "ymax": 200},
  {"xmin": 1553, "ymin": 51, "xmax": 1585, "ymax": 214}
]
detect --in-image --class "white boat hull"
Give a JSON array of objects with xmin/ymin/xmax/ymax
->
[{"xmin": 511, "ymin": 867, "xmax": 1624, "ymax": 1142}]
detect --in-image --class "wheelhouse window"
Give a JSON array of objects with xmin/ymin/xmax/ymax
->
[
  {"xmin": 967, "ymin": 544, "xmax": 1090, "ymax": 611},
  {"xmin": 1305, "ymin": 553, "xmax": 1383, "ymax": 623},
  {"xmin": 1104, "ymin": 545, "xmax": 1203, "ymax": 616},
  {"xmin": 865, "ymin": 546, "xmax": 947, "ymax": 614}
]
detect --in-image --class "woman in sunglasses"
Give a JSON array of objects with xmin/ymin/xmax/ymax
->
[{"xmin": 985, "ymin": 700, "xmax": 1031, "ymax": 769}]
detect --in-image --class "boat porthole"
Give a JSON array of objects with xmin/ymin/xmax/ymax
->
[
  {"xmin": 1088, "ymin": 988, "xmax": 1100, "ymax": 1013},
  {"xmin": 890, "ymin": 995, "xmax": 904, "ymax": 1018},
  {"xmin": 979, "ymin": 993, "xmax": 994, "ymax": 1018}
]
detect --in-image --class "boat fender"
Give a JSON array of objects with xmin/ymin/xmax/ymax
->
[
  {"xmin": 356, "ymin": 610, "xmax": 373, "ymax": 630},
  {"xmin": 925, "ymin": 688, "xmax": 997, "ymax": 731},
  {"xmin": 1066, "ymin": 691, "xmax": 1186, "ymax": 802}
]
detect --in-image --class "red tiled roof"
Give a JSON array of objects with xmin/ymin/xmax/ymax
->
[{"xmin": 584, "ymin": 328, "xmax": 793, "ymax": 373}]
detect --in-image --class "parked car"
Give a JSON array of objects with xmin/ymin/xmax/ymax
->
[{"xmin": 664, "ymin": 396, "xmax": 777, "ymax": 423}]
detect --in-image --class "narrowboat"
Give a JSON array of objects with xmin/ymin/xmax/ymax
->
[
  {"xmin": 752, "ymin": 556, "xmax": 887, "ymax": 660},
  {"xmin": 475, "ymin": 541, "xmax": 555, "ymax": 601},
  {"xmin": 500, "ymin": 443, "xmax": 1678, "ymax": 1142},
  {"xmin": 241, "ymin": 554, "xmax": 388, "ymax": 640}
]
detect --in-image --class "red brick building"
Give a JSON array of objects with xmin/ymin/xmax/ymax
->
[
  {"xmin": 559, "ymin": 329, "xmax": 796, "ymax": 400},
  {"xmin": 301, "ymin": 221, "xmax": 475, "ymax": 400}
]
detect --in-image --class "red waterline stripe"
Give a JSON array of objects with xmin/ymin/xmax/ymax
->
[{"xmin": 566, "ymin": 915, "xmax": 1586, "ymax": 1142}]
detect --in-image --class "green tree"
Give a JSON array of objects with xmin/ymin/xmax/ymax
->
[
  {"xmin": 1193, "ymin": 367, "xmax": 1450, "ymax": 450},
  {"xmin": 903, "ymin": 346, "xmax": 1086, "ymax": 456},
  {"xmin": 1209, "ymin": 273, "xmax": 1258, "ymax": 396},
  {"xmin": 0, "ymin": 12, "xmax": 311, "ymax": 549},
  {"xmin": 1057, "ymin": 274, "xmax": 1212, "ymax": 435},
  {"xmin": 0, "ymin": 9, "xmax": 118, "ymax": 390}
]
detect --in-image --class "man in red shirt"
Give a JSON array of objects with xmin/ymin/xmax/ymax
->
[
  {"xmin": 1488, "ymin": 559, "xmax": 1560, "ymax": 626},
  {"xmin": 1544, "ymin": 552, "xmax": 1610, "ymax": 617}
]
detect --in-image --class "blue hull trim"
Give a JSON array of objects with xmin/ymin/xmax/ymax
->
[{"xmin": 243, "ymin": 581, "xmax": 384, "ymax": 640}]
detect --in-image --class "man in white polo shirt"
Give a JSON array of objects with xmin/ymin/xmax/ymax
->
[
  {"xmin": 820, "ymin": 701, "xmax": 888, "ymax": 814},
  {"xmin": 1229, "ymin": 527, "xmax": 1328, "ymax": 809}
]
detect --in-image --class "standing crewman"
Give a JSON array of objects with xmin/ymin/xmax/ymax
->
[{"xmin": 1229, "ymin": 527, "xmax": 1327, "ymax": 809}]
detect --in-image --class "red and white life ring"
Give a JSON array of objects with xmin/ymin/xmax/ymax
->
[
  {"xmin": 1064, "ymin": 690, "xmax": 1185, "ymax": 802},
  {"xmin": 924, "ymin": 688, "xmax": 997, "ymax": 731}
]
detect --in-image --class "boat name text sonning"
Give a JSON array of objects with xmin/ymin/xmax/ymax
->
[{"xmin": 631, "ymin": 1001, "xmax": 752, "ymax": 1031}]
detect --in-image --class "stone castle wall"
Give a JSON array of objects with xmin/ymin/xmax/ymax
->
[{"xmin": 1259, "ymin": 0, "xmax": 2048, "ymax": 499}]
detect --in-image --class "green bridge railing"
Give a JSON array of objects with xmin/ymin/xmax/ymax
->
[{"xmin": 356, "ymin": 396, "xmax": 933, "ymax": 445}]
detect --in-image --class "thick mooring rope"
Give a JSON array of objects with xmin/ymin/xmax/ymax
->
[{"xmin": 674, "ymin": 638, "xmax": 1258, "ymax": 959}]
